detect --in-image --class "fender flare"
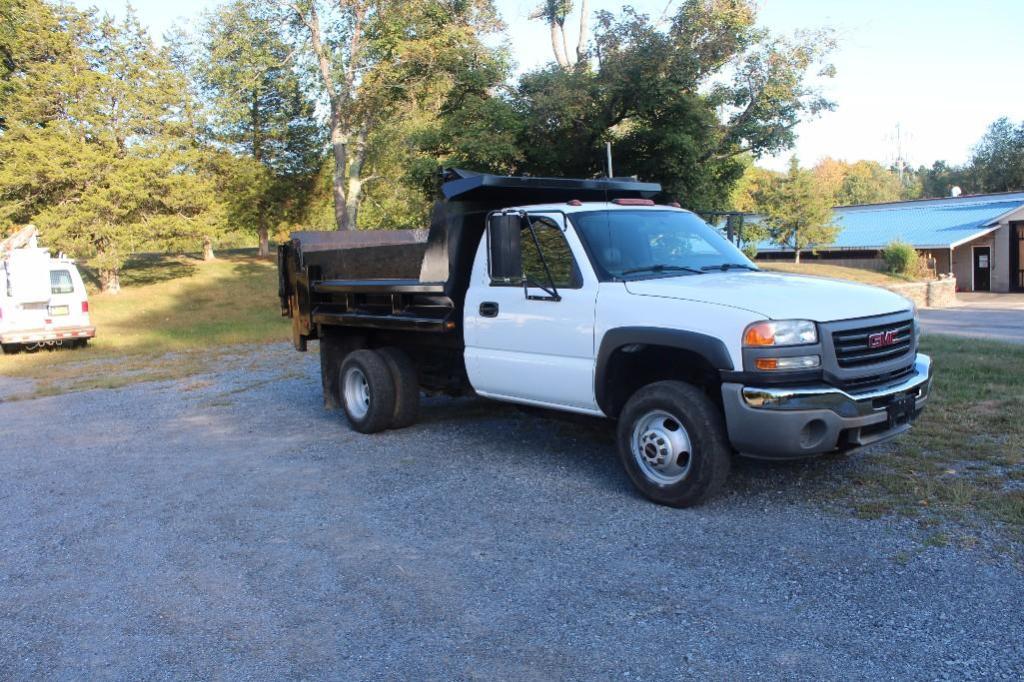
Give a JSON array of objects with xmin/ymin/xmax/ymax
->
[{"xmin": 594, "ymin": 327, "xmax": 735, "ymax": 416}]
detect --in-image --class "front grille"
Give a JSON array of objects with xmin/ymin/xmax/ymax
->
[
  {"xmin": 832, "ymin": 318, "xmax": 914, "ymax": 368},
  {"xmin": 840, "ymin": 365, "xmax": 915, "ymax": 392}
]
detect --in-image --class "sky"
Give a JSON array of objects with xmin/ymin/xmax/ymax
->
[{"xmin": 70, "ymin": 0, "xmax": 1024, "ymax": 171}]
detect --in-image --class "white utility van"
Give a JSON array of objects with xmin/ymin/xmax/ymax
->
[{"xmin": 1, "ymin": 226, "xmax": 95, "ymax": 353}]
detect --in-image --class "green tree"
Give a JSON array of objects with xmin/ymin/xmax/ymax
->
[
  {"xmin": 286, "ymin": 0, "xmax": 503, "ymax": 230},
  {"xmin": 969, "ymin": 117, "xmax": 1024, "ymax": 192},
  {"xmin": 482, "ymin": 1, "xmax": 836, "ymax": 210},
  {"xmin": 0, "ymin": 5, "xmax": 223, "ymax": 291},
  {"xmin": 912, "ymin": 118, "xmax": 1024, "ymax": 199},
  {"xmin": 892, "ymin": 163, "xmax": 923, "ymax": 200},
  {"xmin": 728, "ymin": 162, "xmax": 777, "ymax": 253},
  {"xmin": 756, "ymin": 158, "xmax": 838, "ymax": 263},
  {"xmin": 193, "ymin": 0, "xmax": 322, "ymax": 255},
  {"xmin": 839, "ymin": 161, "xmax": 901, "ymax": 205},
  {"xmin": 918, "ymin": 160, "xmax": 975, "ymax": 198}
]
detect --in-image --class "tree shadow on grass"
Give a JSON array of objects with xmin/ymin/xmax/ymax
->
[
  {"xmin": 228, "ymin": 260, "xmax": 275, "ymax": 280},
  {"xmin": 78, "ymin": 253, "xmax": 201, "ymax": 290}
]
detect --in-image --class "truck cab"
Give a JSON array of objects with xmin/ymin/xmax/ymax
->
[{"xmin": 280, "ymin": 170, "xmax": 931, "ymax": 507}]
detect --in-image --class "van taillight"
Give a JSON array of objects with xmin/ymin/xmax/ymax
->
[{"xmin": 81, "ymin": 301, "xmax": 89, "ymax": 313}]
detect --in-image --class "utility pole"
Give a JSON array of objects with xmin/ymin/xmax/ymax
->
[{"xmin": 891, "ymin": 123, "xmax": 909, "ymax": 184}]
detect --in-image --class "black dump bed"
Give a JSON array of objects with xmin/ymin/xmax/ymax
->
[{"xmin": 278, "ymin": 169, "xmax": 661, "ymax": 349}]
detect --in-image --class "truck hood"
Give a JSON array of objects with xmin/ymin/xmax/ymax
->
[{"xmin": 624, "ymin": 271, "xmax": 912, "ymax": 321}]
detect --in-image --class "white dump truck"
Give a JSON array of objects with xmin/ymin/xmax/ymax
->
[
  {"xmin": 1, "ymin": 226, "xmax": 95, "ymax": 353},
  {"xmin": 279, "ymin": 170, "xmax": 932, "ymax": 507}
]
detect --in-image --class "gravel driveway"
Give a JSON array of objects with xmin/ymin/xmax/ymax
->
[{"xmin": 2, "ymin": 344, "xmax": 1023, "ymax": 680}]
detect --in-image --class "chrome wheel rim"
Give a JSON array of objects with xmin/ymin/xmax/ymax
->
[
  {"xmin": 342, "ymin": 366, "xmax": 371, "ymax": 420},
  {"xmin": 631, "ymin": 409, "xmax": 693, "ymax": 485}
]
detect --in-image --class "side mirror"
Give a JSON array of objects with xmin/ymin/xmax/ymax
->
[{"xmin": 488, "ymin": 214, "xmax": 522, "ymax": 282}]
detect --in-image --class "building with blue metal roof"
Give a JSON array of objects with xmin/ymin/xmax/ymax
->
[{"xmin": 756, "ymin": 191, "xmax": 1024, "ymax": 293}]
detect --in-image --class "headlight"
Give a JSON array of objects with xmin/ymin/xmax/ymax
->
[{"xmin": 743, "ymin": 320, "xmax": 818, "ymax": 347}]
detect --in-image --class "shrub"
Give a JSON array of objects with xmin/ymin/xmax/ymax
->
[{"xmin": 882, "ymin": 240, "xmax": 920, "ymax": 276}]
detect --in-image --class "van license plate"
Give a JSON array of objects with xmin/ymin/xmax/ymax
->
[
  {"xmin": 887, "ymin": 395, "xmax": 916, "ymax": 427},
  {"xmin": 49, "ymin": 305, "xmax": 69, "ymax": 316}
]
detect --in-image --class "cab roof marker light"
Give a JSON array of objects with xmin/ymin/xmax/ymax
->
[{"xmin": 611, "ymin": 198, "xmax": 655, "ymax": 206}]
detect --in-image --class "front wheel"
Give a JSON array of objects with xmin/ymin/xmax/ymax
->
[{"xmin": 616, "ymin": 381, "xmax": 731, "ymax": 507}]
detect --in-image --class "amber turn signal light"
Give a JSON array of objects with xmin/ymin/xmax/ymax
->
[{"xmin": 744, "ymin": 322, "xmax": 776, "ymax": 346}]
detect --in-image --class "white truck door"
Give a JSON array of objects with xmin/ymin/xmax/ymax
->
[{"xmin": 464, "ymin": 212, "xmax": 601, "ymax": 413}]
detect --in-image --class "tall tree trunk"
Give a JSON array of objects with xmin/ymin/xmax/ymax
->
[
  {"xmin": 252, "ymin": 88, "xmax": 270, "ymax": 253},
  {"xmin": 203, "ymin": 235, "xmax": 215, "ymax": 261},
  {"xmin": 344, "ymin": 125, "xmax": 370, "ymax": 230},
  {"xmin": 99, "ymin": 269, "xmax": 121, "ymax": 294},
  {"xmin": 794, "ymin": 249, "xmax": 801, "ymax": 264},
  {"xmin": 257, "ymin": 209, "xmax": 270, "ymax": 257},
  {"xmin": 258, "ymin": 227, "xmax": 269, "ymax": 257},
  {"xmin": 330, "ymin": 113, "xmax": 350, "ymax": 231},
  {"xmin": 294, "ymin": 0, "xmax": 365, "ymax": 231},
  {"xmin": 346, "ymin": 177, "xmax": 361, "ymax": 230},
  {"xmin": 550, "ymin": 21, "xmax": 570, "ymax": 68},
  {"xmin": 576, "ymin": 0, "xmax": 590, "ymax": 63},
  {"xmin": 559, "ymin": 22, "xmax": 572, "ymax": 66}
]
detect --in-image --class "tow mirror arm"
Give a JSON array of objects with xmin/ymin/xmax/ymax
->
[{"xmin": 516, "ymin": 211, "xmax": 561, "ymax": 302}]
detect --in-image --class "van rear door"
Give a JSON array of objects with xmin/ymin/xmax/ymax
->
[{"xmin": 48, "ymin": 268, "xmax": 81, "ymax": 326}]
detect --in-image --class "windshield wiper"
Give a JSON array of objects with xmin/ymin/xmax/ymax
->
[
  {"xmin": 699, "ymin": 263, "xmax": 760, "ymax": 272},
  {"xmin": 621, "ymin": 264, "xmax": 705, "ymax": 276}
]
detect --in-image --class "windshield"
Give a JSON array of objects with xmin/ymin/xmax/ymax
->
[{"xmin": 572, "ymin": 209, "xmax": 756, "ymax": 279}]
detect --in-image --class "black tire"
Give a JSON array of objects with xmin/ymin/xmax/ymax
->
[
  {"xmin": 616, "ymin": 380, "xmax": 731, "ymax": 507},
  {"xmin": 377, "ymin": 346, "xmax": 420, "ymax": 429},
  {"xmin": 338, "ymin": 349, "xmax": 396, "ymax": 434},
  {"xmin": 1, "ymin": 343, "xmax": 21, "ymax": 355}
]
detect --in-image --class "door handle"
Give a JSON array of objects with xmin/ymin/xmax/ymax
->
[{"xmin": 479, "ymin": 301, "xmax": 499, "ymax": 317}]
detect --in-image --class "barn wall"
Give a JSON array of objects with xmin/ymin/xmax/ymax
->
[
  {"xmin": 991, "ymin": 224, "xmax": 1011, "ymax": 292},
  {"xmin": 952, "ymin": 235, "xmax": 994, "ymax": 292}
]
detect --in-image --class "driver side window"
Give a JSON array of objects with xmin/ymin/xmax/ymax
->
[{"xmin": 489, "ymin": 216, "xmax": 581, "ymax": 289}]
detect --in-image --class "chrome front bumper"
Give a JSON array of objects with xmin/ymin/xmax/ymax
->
[{"xmin": 721, "ymin": 354, "xmax": 932, "ymax": 459}]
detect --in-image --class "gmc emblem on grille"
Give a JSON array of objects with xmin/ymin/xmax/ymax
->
[{"xmin": 868, "ymin": 329, "xmax": 899, "ymax": 349}]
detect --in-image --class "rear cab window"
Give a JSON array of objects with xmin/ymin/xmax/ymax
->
[{"xmin": 50, "ymin": 270, "xmax": 75, "ymax": 295}]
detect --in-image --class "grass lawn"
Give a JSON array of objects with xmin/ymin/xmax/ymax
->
[
  {"xmin": 840, "ymin": 335, "xmax": 1024, "ymax": 540},
  {"xmin": 0, "ymin": 250, "xmax": 290, "ymax": 397},
  {"xmin": 759, "ymin": 261, "xmax": 915, "ymax": 286}
]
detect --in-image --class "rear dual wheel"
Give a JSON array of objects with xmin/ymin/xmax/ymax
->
[
  {"xmin": 339, "ymin": 347, "xmax": 420, "ymax": 434},
  {"xmin": 377, "ymin": 347, "xmax": 420, "ymax": 429}
]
